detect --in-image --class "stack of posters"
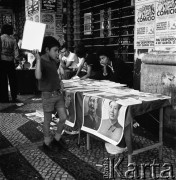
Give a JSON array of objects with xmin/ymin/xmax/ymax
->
[{"xmin": 63, "ymin": 79, "xmax": 171, "ymax": 146}]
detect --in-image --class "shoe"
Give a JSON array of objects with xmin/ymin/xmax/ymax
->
[
  {"xmin": 42, "ymin": 142, "xmax": 53, "ymax": 151},
  {"xmin": 52, "ymin": 138, "xmax": 68, "ymax": 150}
]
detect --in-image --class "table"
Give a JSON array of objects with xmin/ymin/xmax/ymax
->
[
  {"xmin": 16, "ymin": 69, "xmax": 38, "ymax": 94},
  {"xmin": 67, "ymin": 90, "xmax": 170, "ymax": 163}
]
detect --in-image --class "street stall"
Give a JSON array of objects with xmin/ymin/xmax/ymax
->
[{"xmin": 62, "ymin": 78, "xmax": 171, "ymax": 163}]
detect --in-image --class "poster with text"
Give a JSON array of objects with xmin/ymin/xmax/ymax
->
[
  {"xmin": 135, "ymin": 0, "xmax": 156, "ymax": 49},
  {"xmin": 155, "ymin": 0, "xmax": 176, "ymax": 51}
]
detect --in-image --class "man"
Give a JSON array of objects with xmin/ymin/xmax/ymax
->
[
  {"xmin": 83, "ymin": 96, "xmax": 101, "ymax": 130},
  {"xmin": 64, "ymin": 91, "xmax": 75, "ymax": 124},
  {"xmin": 59, "ymin": 43, "xmax": 78, "ymax": 79},
  {"xmin": 98, "ymin": 100, "xmax": 123, "ymax": 143}
]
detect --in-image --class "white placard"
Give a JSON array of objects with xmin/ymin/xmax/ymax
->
[{"xmin": 21, "ymin": 20, "xmax": 46, "ymax": 52}]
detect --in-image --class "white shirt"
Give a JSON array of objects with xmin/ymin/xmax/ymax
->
[{"xmin": 62, "ymin": 52, "xmax": 77, "ymax": 62}]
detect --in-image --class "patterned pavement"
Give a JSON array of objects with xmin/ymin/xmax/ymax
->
[{"xmin": 0, "ymin": 94, "xmax": 176, "ymax": 180}]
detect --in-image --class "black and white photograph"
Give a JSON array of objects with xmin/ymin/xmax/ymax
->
[{"xmin": 0, "ymin": 0, "xmax": 175, "ymax": 179}]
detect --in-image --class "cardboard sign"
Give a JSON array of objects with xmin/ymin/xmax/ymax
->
[{"xmin": 21, "ymin": 20, "xmax": 46, "ymax": 52}]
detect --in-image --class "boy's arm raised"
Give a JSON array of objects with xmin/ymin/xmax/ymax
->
[{"xmin": 33, "ymin": 50, "xmax": 42, "ymax": 79}]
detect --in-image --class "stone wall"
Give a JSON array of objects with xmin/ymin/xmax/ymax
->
[{"xmin": 141, "ymin": 53, "xmax": 176, "ymax": 134}]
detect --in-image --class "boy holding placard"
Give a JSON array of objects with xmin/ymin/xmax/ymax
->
[{"xmin": 34, "ymin": 36, "xmax": 67, "ymax": 151}]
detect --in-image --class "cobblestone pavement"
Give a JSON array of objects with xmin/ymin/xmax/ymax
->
[{"xmin": 0, "ymin": 94, "xmax": 176, "ymax": 180}]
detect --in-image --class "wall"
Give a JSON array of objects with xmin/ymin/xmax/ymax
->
[
  {"xmin": 25, "ymin": 0, "xmax": 64, "ymax": 43},
  {"xmin": 141, "ymin": 53, "xmax": 176, "ymax": 134}
]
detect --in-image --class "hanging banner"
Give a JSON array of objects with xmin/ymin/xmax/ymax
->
[
  {"xmin": 155, "ymin": 0, "xmax": 176, "ymax": 51},
  {"xmin": 135, "ymin": 0, "xmax": 156, "ymax": 49}
]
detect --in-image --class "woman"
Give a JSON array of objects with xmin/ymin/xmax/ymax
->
[
  {"xmin": 95, "ymin": 46, "xmax": 132, "ymax": 87},
  {"xmin": 0, "ymin": 24, "xmax": 19, "ymax": 102},
  {"xmin": 93, "ymin": 47, "xmax": 115, "ymax": 80},
  {"xmin": 74, "ymin": 43, "xmax": 101, "ymax": 80}
]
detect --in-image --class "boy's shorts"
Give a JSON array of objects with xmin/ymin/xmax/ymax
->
[{"xmin": 42, "ymin": 91, "xmax": 65, "ymax": 113}]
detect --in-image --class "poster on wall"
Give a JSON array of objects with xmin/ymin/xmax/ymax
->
[
  {"xmin": 41, "ymin": 0, "xmax": 57, "ymax": 12},
  {"xmin": 33, "ymin": 0, "xmax": 39, "ymax": 15},
  {"xmin": 27, "ymin": 0, "xmax": 33, "ymax": 16},
  {"xmin": 41, "ymin": 13, "xmax": 56, "ymax": 37},
  {"xmin": 155, "ymin": 0, "xmax": 176, "ymax": 51},
  {"xmin": 2, "ymin": 14, "xmax": 13, "ymax": 25},
  {"xmin": 134, "ymin": 0, "xmax": 156, "ymax": 49},
  {"xmin": 84, "ymin": 13, "xmax": 92, "ymax": 35},
  {"xmin": 100, "ymin": 9, "xmax": 111, "ymax": 37},
  {"xmin": 26, "ymin": 0, "xmax": 39, "ymax": 17}
]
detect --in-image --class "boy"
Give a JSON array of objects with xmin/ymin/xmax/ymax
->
[{"xmin": 34, "ymin": 36, "xmax": 67, "ymax": 151}]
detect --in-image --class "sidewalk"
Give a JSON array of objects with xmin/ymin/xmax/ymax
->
[{"xmin": 0, "ymin": 94, "xmax": 176, "ymax": 180}]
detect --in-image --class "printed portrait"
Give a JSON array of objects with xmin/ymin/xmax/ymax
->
[
  {"xmin": 83, "ymin": 96, "xmax": 102, "ymax": 130},
  {"xmin": 98, "ymin": 99, "xmax": 124, "ymax": 143},
  {"xmin": 64, "ymin": 90, "xmax": 76, "ymax": 126}
]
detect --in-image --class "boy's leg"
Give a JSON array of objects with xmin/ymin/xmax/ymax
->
[
  {"xmin": 55, "ymin": 107, "xmax": 67, "ymax": 141},
  {"xmin": 42, "ymin": 92, "xmax": 56, "ymax": 147},
  {"xmin": 43, "ymin": 112, "xmax": 52, "ymax": 145}
]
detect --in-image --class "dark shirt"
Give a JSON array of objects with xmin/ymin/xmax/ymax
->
[
  {"xmin": 111, "ymin": 59, "xmax": 131, "ymax": 86},
  {"xmin": 85, "ymin": 54, "xmax": 101, "ymax": 72},
  {"xmin": 92, "ymin": 65, "xmax": 114, "ymax": 80},
  {"xmin": 0, "ymin": 34, "xmax": 19, "ymax": 61},
  {"xmin": 84, "ymin": 114, "xmax": 101, "ymax": 130},
  {"xmin": 38, "ymin": 55, "xmax": 61, "ymax": 92}
]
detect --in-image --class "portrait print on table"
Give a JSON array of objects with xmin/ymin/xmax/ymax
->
[
  {"xmin": 98, "ymin": 99, "xmax": 127, "ymax": 146},
  {"xmin": 64, "ymin": 90, "xmax": 76, "ymax": 127},
  {"xmin": 82, "ymin": 96, "xmax": 102, "ymax": 133},
  {"xmin": 82, "ymin": 96, "xmax": 127, "ymax": 146}
]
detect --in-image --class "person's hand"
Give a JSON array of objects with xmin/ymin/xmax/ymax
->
[
  {"xmin": 133, "ymin": 122, "xmax": 140, "ymax": 128},
  {"xmin": 100, "ymin": 63, "xmax": 107, "ymax": 67},
  {"xmin": 72, "ymin": 75, "xmax": 80, "ymax": 80},
  {"xmin": 32, "ymin": 49, "xmax": 40, "ymax": 61}
]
